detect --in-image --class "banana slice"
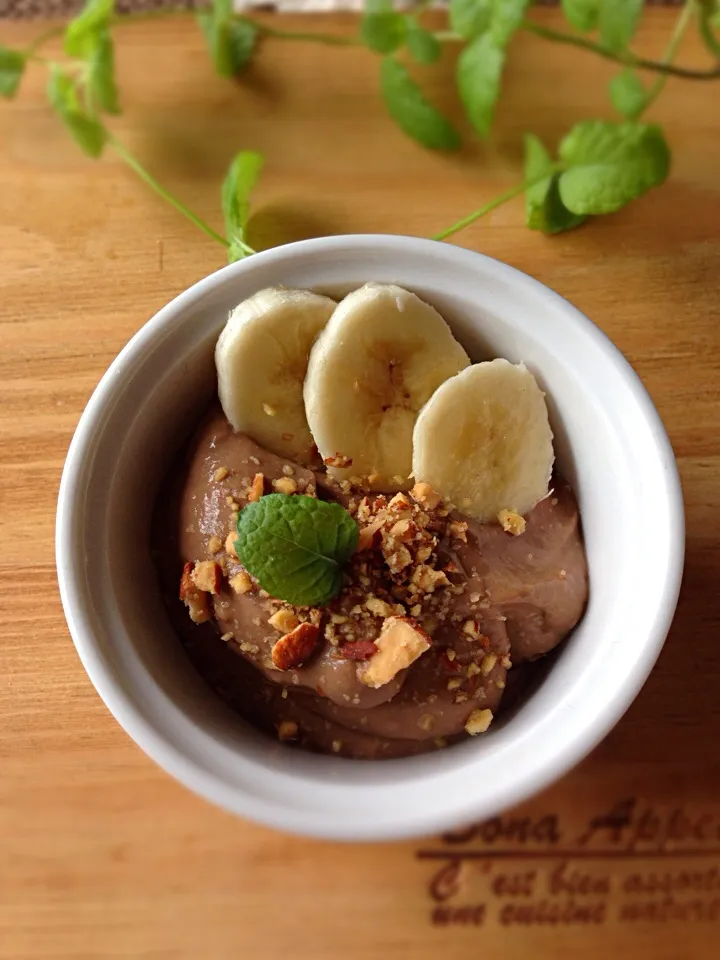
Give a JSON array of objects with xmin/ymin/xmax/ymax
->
[
  {"xmin": 412, "ymin": 359, "xmax": 554, "ymax": 522},
  {"xmin": 216, "ymin": 288, "xmax": 336, "ymax": 465},
  {"xmin": 303, "ymin": 283, "xmax": 470, "ymax": 491}
]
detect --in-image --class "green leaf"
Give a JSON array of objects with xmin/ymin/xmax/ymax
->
[
  {"xmin": 380, "ymin": 57, "xmax": 462, "ymax": 151},
  {"xmin": 599, "ymin": 0, "xmax": 643, "ymax": 53},
  {"xmin": 65, "ymin": 0, "xmax": 114, "ymax": 57},
  {"xmin": 560, "ymin": 0, "xmax": 601, "ymax": 33},
  {"xmin": 221, "ymin": 149, "xmax": 264, "ymax": 262},
  {"xmin": 227, "ymin": 18, "xmax": 257, "ymax": 71},
  {"xmin": 456, "ymin": 33, "xmax": 505, "ymax": 139},
  {"xmin": 47, "ymin": 67, "xmax": 106, "ymax": 157},
  {"xmin": 198, "ymin": 5, "xmax": 257, "ymax": 77},
  {"xmin": 558, "ymin": 120, "xmax": 670, "ymax": 215},
  {"xmin": 609, "ymin": 69, "xmax": 646, "ymax": 120},
  {"xmin": 449, "ymin": 0, "xmax": 492, "ymax": 40},
  {"xmin": 405, "ymin": 19, "xmax": 442, "ymax": 65},
  {"xmin": 524, "ymin": 133, "xmax": 586, "ymax": 235},
  {"xmin": 236, "ymin": 494, "xmax": 359, "ymax": 607},
  {"xmin": 86, "ymin": 28, "xmax": 120, "ymax": 114},
  {"xmin": 0, "ymin": 46, "xmax": 25, "ymax": 99},
  {"xmin": 490, "ymin": 0, "xmax": 531, "ymax": 47},
  {"xmin": 361, "ymin": 11, "xmax": 407, "ymax": 54}
]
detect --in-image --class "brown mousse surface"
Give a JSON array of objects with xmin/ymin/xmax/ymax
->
[{"xmin": 153, "ymin": 406, "xmax": 588, "ymax": 759}]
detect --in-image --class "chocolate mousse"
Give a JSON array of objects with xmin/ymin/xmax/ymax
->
[{"xmin": 153, "ymin": 406, "xmax": 588, "ymax": 759}]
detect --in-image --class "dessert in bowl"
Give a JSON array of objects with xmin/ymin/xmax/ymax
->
[{"xmin": 56, "ymin": 235, "xmax": 684, "ymax": 840}]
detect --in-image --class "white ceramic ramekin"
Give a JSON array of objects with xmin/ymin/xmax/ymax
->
[{"xmin": 56, "ymin": 236, "xmax": 684, "ymax": 841}]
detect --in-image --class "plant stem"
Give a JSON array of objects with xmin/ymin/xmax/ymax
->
[
  {"xmin": 240, "ymin": 16, "xmax": 358, "ymax": 46},
  {"xmin": 107, "ymin": 133, "xmax": 229, "ymax": 248},
  {"xmin": 641, "ymin": 1, "xmax": 695, "ymax": 115},
  {"xmin": 433, "ymin": 179, "xmax": 533, "ymax": 242},
  {"xmin": 519, "ymin": 19, "xmax": 720, "ymax": 80}
]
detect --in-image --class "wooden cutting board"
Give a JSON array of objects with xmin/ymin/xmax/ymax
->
[{"xmin": 1, "ymin": 10, "xmax": 719, "ymax": 959}]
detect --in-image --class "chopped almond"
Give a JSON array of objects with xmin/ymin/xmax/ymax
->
[
  {"xmin": 340, "ymin": 639, "xmax": 378, "ymax": 661},
  {"xmin": 324, "ymin": 453, "xmax": 353, "ymax": 468},
  {"xmin": 449, "ymin": 520, "xmax": 468, "ymax": 543},
  {"xmin": 225, "ymin": 532, "xmax": 238, "ymax": 558},
  {"xmin": 179, "ymin": 562, "xmax": 210, "ymax": 624},
  {"xmin": 411, "ymin": 564, "xmax": 449, "ymax": 594},
  {"xmin": 272, "ymin": 622, "xmax": 320, "ymax": 670},
  {"xmin": 410, "ymin": 482, "xmax": 442, "ymax": 510},
  {"xmin": 390, "ymin": 518, "xmax": 413, "ymax": 540},
  {"xmin": 388, "ymin": 492, "xmax": 411, "ymax": 511},
  {"xmin": 191, "ymin": 560, "xmax": 222, "ymax": 595},
  {"xmin": 356, "ymin": 520, "xmax": 383, "ymax": 552},
  {"xmin": 213, "ymin": 466, "xmax": 229, "ymax": 482},
  {"xmin": 480, "ymin": 653, "xmax": 498, "ymax": 676},
  {"xmin": 277, "ymin": 720, "xmax": 298, "ymax": 741},
  {"xmin": 207, "ymin": 535, "xmax": 223, "ymax": 555},
  {"xmin": 462, "ymin": 619, "xmax": 480, "ymax": 639},
  {"xmin": 498, "ymin": 509, "xmax": 526, "ymax": 536},
  {"xmin": 365, "ymin": 596, "xmax": 395, "ymax": 618},
  {"xmin": 273, "ymin": 476, "xmax": 298, "ymax": 495},
  {"xmin": 247, "ymin": 473, "xmax": 264, "ymax": 502},
  {"xmin": 262, "ymin": 403, "xmax": 277, "ymax": 417},
  {"xmin": 268, "ymin": 609, "xmax": 300, "ymax": 634},
  {"xmin": 362, "ymin": 616, "xmax": 431, "ymax": 688},
  {"xmin": 229, "ymin": 571, "xmax": 253, "ymax": 595},
  {"xmin": 465, "ymin": 708, "xmax": 493, "ymax": 736}
]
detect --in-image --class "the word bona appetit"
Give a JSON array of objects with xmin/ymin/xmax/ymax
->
[{"xmin": 442, "ymin": 798, "xmax": 720, "ymax": 850}]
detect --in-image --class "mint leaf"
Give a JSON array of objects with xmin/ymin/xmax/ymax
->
[
  {"xmin": 380, "ymin": 57, "xmax": 461, "ymax": 151},
  {"xmin": 558, "ymin": 120, "xmax": 670, "ymax": 216},
  {"xmin": 0, "ymin": 47, "xmax": 25, "ymax": 99},
  {"xmin": 222, "ymin": 149, "xmax": 263, "ymax": 262},
  {"xmin": 599, "ymin": 0, "xmax": 643, "ymax": 53},
  {"xmin": 457, "ymin": 33, "xmax": 505, "ymax": 139},
  {"xmin": 560, "ymin": 0, "xmax": 600, "ymax": 33},
  {"xmin": 609, "ymin": 69, "xmax": 645, "ymax": 120},
  {"xmin": 65, "ymin": 0, "xmax": 114, "ymax": 57},
  {"xmin": 490, "ymin": 0, "xmax": 531, "ymax": 47},
  {"xmin": 524, "ymin": 133, "xmax": 586, "ymax": 235},
  {"xmin": 405, "ymin": 19, "xmax": 441, "ymax": 65},
  {"xmin": 361, "ymin": 11, "xmax": 406, "ymax": 54},
  {"xmin": 449, "ymin": 0, "xmax": 492, "ymax": 40},
  {"xmin": 86, "ymin": 28, "xmax": 119, "ymax": 114},
  {"xmin": 236, "ymin": 494, "xmax": 359, "ymax": 607},
  {"xmin": 227, "ymin": 18, "xmax": 257, "ymax": 70},
  {"xmin": 198, "ymin": 3, "xmax": 257, "ymax": 77},
  {"xmin": 47, "ymin": 67, "xmax": 106, "ymax": 157}
]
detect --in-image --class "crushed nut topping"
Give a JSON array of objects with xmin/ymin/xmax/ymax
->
[
  {"xmin": 268, "ymin": 609, "xmax": 300, "ymax": 634},
  {"xmin": 273, "ymin": 476, "xmax": 298, "ymax": 495},
  {"xmin": 277, "ymin": 720, "xmax": 298, "ymax": 741},
  {"xmin": 498, "ymin": 508, "xmax": 527, "ymax": 536},
  {"xmin": 229, "ymin": 571, "xmax": 253, "ymax": 595},
  {"xmin": 225, "ymin": 532, "xmax": 238, "ymax": 557},
  {"xmin": 179, "ymin": 562, "xmax": 210, "ymax": 624},
  {"xmin": 324, "ymin": 453, "xmax": 353, "ymax": 468},
  {"xmin": 262, "ymin": 403, "xmax": 277, "ymax": 417},
  {"xmin": 191, "ymin": 560, "xmax": 222, "ymax": 595},
  {"xmin": 410, "ymin": 482, "xmax": 442, "ymax": 510},
  {"xmin": 213, "ymin": 466, "xmax": 229, "ymax": 482},
  {"xmin": 362, "ymin": 616, "xmax": 431, "ymax": 688},
  {"xmin": 207, "ymin": 535, "xmax": 223, "ymax": 555},
  {"xmin": 272, "ymin": 622, "xmax": 320, "ymax": 671},
  {"xmin": 247, "ymin": 472, "xmax": 264, "ymax": 502},
  {"xmin": 481, "ymin": 652, "xmax": 498, "ymax": 676},
  {"xmin": 465, "ymin": 708, "xmax": 494, "ymax": 736}
]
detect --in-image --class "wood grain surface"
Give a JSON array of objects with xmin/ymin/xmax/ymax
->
[{"xmin": 1, "ymin": 10, "xmax": 719, "ymax": 959}]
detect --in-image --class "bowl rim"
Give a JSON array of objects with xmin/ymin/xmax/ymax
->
[{"xmin": 56, "ymin": 234, "xmax": 685, "ymax": 841}]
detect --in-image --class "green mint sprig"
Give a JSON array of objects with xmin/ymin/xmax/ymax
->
[
  {"xmin": 236, "ymin": 494, "xmax": 359, "ymax": 608},
  {"xmin": 2, "ymin": 0, "xmax": 718, "ymax": 252}
]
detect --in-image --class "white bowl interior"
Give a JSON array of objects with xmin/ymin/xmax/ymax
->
[{"xmin": 57, "ymin": 236, "xmax": 683, "ymax": 840}]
